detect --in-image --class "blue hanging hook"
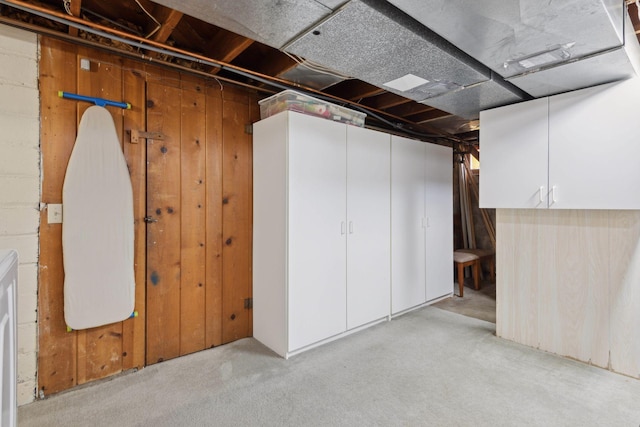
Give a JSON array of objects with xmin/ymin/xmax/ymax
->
[{"xmin": 58, "ymin": 91, "xmax": 132, "ymax": 109}]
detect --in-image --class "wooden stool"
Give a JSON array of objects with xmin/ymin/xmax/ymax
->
[
  {"xmin": 453, "ymin": 251, "xmax": 480, "ymax": 297},
  {"xmin": 457, "ymin": 248, "xmax": 495, "ymax": 281}
]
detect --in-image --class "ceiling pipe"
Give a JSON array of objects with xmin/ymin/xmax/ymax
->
[{"xmin": 0, "ymin": 0, "xmax": 477, "ymax": 145}]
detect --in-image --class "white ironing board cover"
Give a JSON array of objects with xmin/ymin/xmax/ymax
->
[{"xmin": 63, "ymin": 105, "xmax": 135, "ymax": 329}]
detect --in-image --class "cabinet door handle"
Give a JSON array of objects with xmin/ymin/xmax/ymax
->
[
  {"xmin": 348, "ymin": 221, "xmax": 353, "ymax": 234},
  {"xmin": 341, "ymin": 221, "xmax": 346, "ymax": 235},
  {"xmin": 539, "ymin": 186, "xmax": 545, "ymax": 204},
  {"xmin": 551, "ymin": 186, "xmax": 558, "ymax": 204}
]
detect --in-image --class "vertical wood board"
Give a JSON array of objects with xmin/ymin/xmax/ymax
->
[
  {"xmin": 609, "ymin": 210, "xmax": 640, "ymax": 378},
  {"xmin": 121, "ymin": 61, "xmax": 147, "ymax": 371},
  {"xmin": 221, "ymin": 94, "xmax": 253, "ymax": 344},
  {"xmin": 145, "ymin": 82, "xmax": 182, "ymax": 364},
  {"xmin": 37, "ymin": 37, "xmax": 78, "ymax": 396},
  {"xmin": 205, "ymin": 86, "xmax": 224, "ymax": 348},
  {"xmin": 179, "ymin": 86, "xmax": 207, "ymax": 356}
]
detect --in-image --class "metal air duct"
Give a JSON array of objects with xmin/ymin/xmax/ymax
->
[
  {"xmin": 149, "ymin": 0, "xmax": 340, "ymax": 49},
  {"xmin": 387, "ymin": 0, "xmax": 640, "ymax": 97},
  {"xmin": 285, "ymin": 0, "xmax": 526, "ymax": 119}
]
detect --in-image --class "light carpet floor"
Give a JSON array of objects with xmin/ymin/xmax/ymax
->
[
  {"xmin": 19, "ymin": 307, "xmax": 640, "ymax": 427},
  {"xmin": 433, "ymin": 279, "xmax": 497, "ymax": 323}
]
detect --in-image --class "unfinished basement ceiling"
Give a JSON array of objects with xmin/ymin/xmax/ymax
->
[{"xmin": 2, "ymin": 0, "xmax": 640, "ymax": 149}]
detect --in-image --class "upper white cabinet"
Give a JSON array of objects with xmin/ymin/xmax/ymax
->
[
  {"xmin": 479, "ymin": 98, "xmax": 549, "ymax": 209},
  {"xmin": 391, "ymin": 136, "xmax": 453, "ymax": 315},
  {"xmin": 480, "ymin": 78, "xmax": 640, "ymax": 210},
  {"xmin": 253, "ymin": 111, "xmax": 391, "ymax": 357},
  {"xmin": 549, "ymin": 79, "xmax": 640, "ymax": 209}
]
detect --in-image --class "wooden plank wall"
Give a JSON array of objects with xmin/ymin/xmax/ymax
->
[
  {"xmin": 38, "ymin": 37, "xmax": 256, "ymax": 395},
  {"xmin": 496, "ymin": 209, "xmax": 640, "ymax": 379}
]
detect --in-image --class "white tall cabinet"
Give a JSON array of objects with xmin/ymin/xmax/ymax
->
[
  {"xmin": 425, "ymin": 143, "xmax": 455, "ymax": 301},
  {"xmin": 391, "ymin": 137, "xmax": 426, "ymax": 313},
  {"xmin": 253, "ymin": 111, "xmax": 391, "ymax": 358},
  {"xmin": 391, "ymin": 136, "xmax": 453, "ymax": 314},
  {"xmin": 287, "ymin": 112, "xmax": 347, "ymax": 351},
  {"xmin": 346, "ymin": 126, "xmax": 391, "ymax": 330}
]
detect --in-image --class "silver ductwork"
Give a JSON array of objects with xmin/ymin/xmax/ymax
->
[
  {"xmin": 387, "ymin": 0, "xmax": 640, "ymax": 97},
  {"xmin": 149, "ymin": 0, "xmax": 339, "ymax": 49},
  {"xmin": 285, "ymin": 0, "xmax": 525, "ymax": 119}
]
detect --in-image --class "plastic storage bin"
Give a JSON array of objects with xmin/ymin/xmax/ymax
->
[{"xmin": 259, "ymin": 90, "xmax": 366, "ymax": 127}]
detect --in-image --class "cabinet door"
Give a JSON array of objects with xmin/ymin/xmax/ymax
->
[
  {"xmin": 479, "ymin": 98, "xmax": 549, "ymax": 208},
  {"xmin": 346, "ymin": 127, "xmax": 391, "ymax": 329},
  {"xmin": 425, "ymin": 144, "xmax": 453, "ymax": 301},
  {"xmin": 549, "ymin": 79, "xmax": 640, "ymax": 209},
  {"xmin": 391, "ymin": 136, "xmax": 426, "ymax": 314},
  {"xmin": 288, "ymin": 113, "xmax": 347, "ymax": 351}
]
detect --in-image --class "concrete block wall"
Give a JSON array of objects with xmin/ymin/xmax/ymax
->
[{"xmin": 0, "ymin": 24, "xmax": 40, "ymax": 406}]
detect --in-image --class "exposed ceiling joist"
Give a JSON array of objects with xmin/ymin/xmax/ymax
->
[
  {"xmin": 362, "ymin": 92, "xmax": 413, "ymax": 110},
  {"xmin": 262, "ymin": 55, "xmax": 298, "ymax": 78},
  {"xmin": 151, "ymin": 7, "xmax": 183, "ymax": 43},
  {"xmin": 409, "ymin": 109, "xmax": 452, "ymax": 124},
  {"xmin": 206, "ymin": 32, "xmax": 255, "ymax": 74},
  {"xmin": 66, "ymin": 0, "xmax": 81, "ymax": 36},
  {"xmin": 385, "ymin": 102, "xmax": 434, "ymax": 118},
  {"xmin": 325, "ymin": 80, "xmax": 385, "ymax": 101}
]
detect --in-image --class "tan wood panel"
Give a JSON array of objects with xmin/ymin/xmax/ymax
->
[
  {"xmin": 37, "ymin": 37, "xmax": 78, "ymax": 396},
  {"xmin": 495, "ymin": 209, "xmax": 540, "ymax": 348},
  {"xmin": 204, "ymin": 85, "xmax": 224, "ymax": 348},
  {"xmin": 497, "ymin": 209, "xmax": 611, "ymax": 370},
  {"xmin": 515, "ymin": 209, "xmax": 540, "ymax": 348},
  {"xmin": 609, "ymin": 210, "xmax": 640, "ymax": 378},
  {"xmin": 221, "ymin": 94, "xmax": 253, "ymax": 344},
  {"xmin": 537, "ymin": 210, "xmax": 610, "ymax": 368},
  {"xmin": 179, "ymin": 85, "xmax": 207, "ymax": 355},
  {"xmin": 122, "ymin": 61, "xmax": 147, "ymax": 370},
  {"xmin": 495, "ymin": 209, "xmax": 512, "ymax": 341},
  {"xmin": 146, "ymin": 82, "xmax": 183, "ymax": 364},
  {"xmin": 75, "ymin": 47, "xmax": 126, "ymax": 385}
]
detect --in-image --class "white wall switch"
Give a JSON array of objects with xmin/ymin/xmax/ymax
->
[
  {"xmin": 48, "ymin": 204, "xmax": 63, "ymax": 224},
  {"xmin": 80, "ymin": 58, "xmax": 91, "ymax": 71}
]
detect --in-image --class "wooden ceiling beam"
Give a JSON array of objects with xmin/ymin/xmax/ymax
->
[
  {"xmin": 255, "ymin": 54, "xmax": 298, "ymax": 78},
  {"xmin": 67, "ymin": 0, "xmax": 82, "ymax": 36},
  {"xmin": 385, "ymin": 102, "xmax": 434, "ymax": 117},
  {"xmin": 151, "ymin": 8, "xmax": 183, "ymax": 43},
  {"xmin": 456, "ymin": 130, "xmax": 479, "ymax": 142},
  {"xmin": 142, "ymin": 5, "xmax": 183, "ymax": 59},
  {"xmin": 409, "ymin": 109, "xmax": 452, "ymax": 124},
  {"xmin": 206, "ymin": 31, "xmax": 255, "ymax": 74},
  {"xmin": 325, "ymin": 80, "xmax": 385, "ymax": 101},
  {"xmin": 362, "ymin": 92, "xmax": 412, "ymax": 110},
  {"xmin": 172, "ymin": 16, "xmax": 208, "ymax": 48}
]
